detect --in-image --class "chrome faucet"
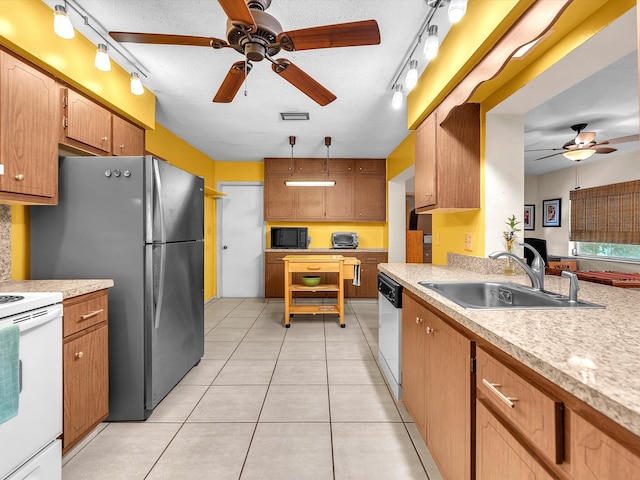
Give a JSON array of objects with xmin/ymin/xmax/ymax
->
[
  {"xmin": 561, "ymin": 270, "xmax": 580, "ymax": 303},
  {"xmin": 489, "ymin": 243, "xmax": 546, "ymax": 291}
]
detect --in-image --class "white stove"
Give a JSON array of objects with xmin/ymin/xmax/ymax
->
[
  {"xmin": 0, "ymin": 292, "xmax": 62, "ymax": 319},
  {"xmin": 0, "ymin": 291, "xmax": 63, "ymax": 480}
]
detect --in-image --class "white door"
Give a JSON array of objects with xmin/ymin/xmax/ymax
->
[{"xmin": 219, "ymin": 183, "xmax": 264, "ymax": 297}]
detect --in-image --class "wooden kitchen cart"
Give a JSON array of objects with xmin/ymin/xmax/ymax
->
[{"xmin": 282, "ymin": 255, "xmax": 360, "ymax": 328}]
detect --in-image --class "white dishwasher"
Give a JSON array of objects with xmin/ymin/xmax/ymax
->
[
  {"xmin": 377, "ymin": 273, "xmax": 402, "ymax": 401},
  {"xmin": 0, "ymin": 292, "xmax": 63, "ymax": 480}
]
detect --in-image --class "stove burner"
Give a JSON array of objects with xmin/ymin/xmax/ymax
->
[{"xmin": 0, "ymin": 295, "xmax": 25, "ymax": 304}]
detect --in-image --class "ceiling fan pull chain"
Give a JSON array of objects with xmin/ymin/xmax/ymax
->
[{"xmin": 244, "ymin": 59, "xmax": 249, "ymax": 97}]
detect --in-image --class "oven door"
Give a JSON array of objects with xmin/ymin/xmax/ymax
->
[{"xmin": 0, "ymin": 306, "xmax": 62, "ymax": 478}]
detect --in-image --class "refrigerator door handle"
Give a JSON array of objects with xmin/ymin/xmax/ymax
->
[{"xmin": 153, "ymin": 159, "xmax": 167, "ymax": 328}]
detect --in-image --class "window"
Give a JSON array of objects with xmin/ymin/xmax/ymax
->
[{"xmin": 571, "ymin": 180, "xmax": 640, "ymax": 261}]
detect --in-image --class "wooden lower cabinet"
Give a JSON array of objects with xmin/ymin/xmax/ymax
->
[
  {"xmin": 401, "ymin": 291, "xmax": 473, "ymax": 480},
  {"xmin": 265, "ymin": 251, "xmax": 386, "ymax": 299},
  {"xmin": 477, "ymin": 400, "xmax": 554, "ymax": 480},
  {"xmin": 62, "ymin": 290, "xmax": 109, "ymax": 453}
]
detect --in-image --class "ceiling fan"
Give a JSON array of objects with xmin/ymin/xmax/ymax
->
[
  {"xmin": 529, "ymin": 123, "xmax": 639, "ymax": 161},
  {"xmin": 109, "ymin": 0, "xmax": 381, "ymax": 106}
]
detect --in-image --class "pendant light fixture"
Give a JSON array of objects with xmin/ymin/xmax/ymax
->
[
  {"xmin": 94, "ymin": 43, "xmax": 111, "ymax": 71},
  {"xmin": 53, "ymin": 4, "xmax": 75, "ymax": 39},
  {"xmin": 130, "ymin": 72, "xmax": 144, "ymax": 95},
  {"xmin": 392, "ymin": 84, "xmax": 404, "ymax": 109},
  {"xmin": 284, "ymin": 136, "xmax": 335, "ymax": 187},
  {"xmin": 423, "ymin": 25, "xmax": 439, "ymax": 61},
  {"xmin": 405, "ymin": 60, "xmax": 419, "ymax": 91}
]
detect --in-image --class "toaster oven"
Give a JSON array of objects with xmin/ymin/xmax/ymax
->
[{"xmin": 331, "ymin": 232, "xmax": 358, "ymax": 249}]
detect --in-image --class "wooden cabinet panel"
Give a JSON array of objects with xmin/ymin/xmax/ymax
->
[
  {"xmin": 328, "ymin": 159, "xmax": 354, "ymax": 173},
  {"xmin": 295, "ymin": 183, "xmax": 325, "ymax": 219},
  {"xmin": 355, "ymin": 159, "xmax": 385, "ymax": 174},
  {"xmin": 295, "ymin": 158, "xmax": 326, "ymax": 174},
  {"xmin": 415, "ymin": 104, "xmax": 480, "ymax": 212},
  {"xmin": 325, "ymin": 174, "xmax": 354, "ymax": 219},
  {"xmin": 568, "ymin": 410, "xmax": 640, "ymax": 479},
  {"xmin": 355, "ymin": 174, "xmax": 386, "ymax": 221},
  {"xmin": 415, "ymin": 113, "xmax": 437, "ymax": 209},
  {"xmin": 477, "ymin": 400, "xmax": 555, "ymax": 480},
  {"xmin": 63, "ymin": 324, "xmax": 108, "ymax": 450},
  {"xmin": 425, "ymin": 310, "xmax": 473, "ymax": 480},
  {"xmin": 477, "ymin": 347, "xmax": 563, "ymax": 465},
  {"xmin": 266, "ymin": 158, "xmax": 294, "ymax": 173},
  {"xmin": 62, "ymin": 290, "xmax": 109, "ymax": 453},
  {"xmin": 401, "ymin": 293, "xmax": 427, "ymax": 440},
  {"xmin": 0, "ymin": 51, "xmax": 58, "ymax": 204},
  {"xmin": 63, "ymin": 88, "xmax": 112, "ymax": 152},
  {"xmin": 111, "ymin": 115, "xmax": 144, "ymax": 156},
  {"xmin": 265, "ymin": 175, "xmax": 295, "ymax": 220}
]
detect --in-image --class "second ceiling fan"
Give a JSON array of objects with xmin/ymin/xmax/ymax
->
[{"xmin": 109, "ymin": 0, "xmax": 381, "ymax": 106}]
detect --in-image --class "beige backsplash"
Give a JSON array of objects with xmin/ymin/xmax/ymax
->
[{"xmin": 0, "ymin": 205, "xmax": 11, "ymax": 281}]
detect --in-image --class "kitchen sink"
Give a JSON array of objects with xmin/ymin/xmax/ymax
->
[{"xmin": 418, "ymin": 281, "xmax": 604, "ymax": 310}]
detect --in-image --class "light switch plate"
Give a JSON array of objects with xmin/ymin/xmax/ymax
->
[{"xmin": 464, "ymin": 232, "xmax": 473, "ymax": 251}]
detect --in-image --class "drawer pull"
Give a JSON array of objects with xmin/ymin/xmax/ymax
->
[
  {"xmin": 75, "ymin": 351, "xmax": 84, "ymax": 358},
  {"xmin": 482, "ymin": 378, "xmax": 518, "ymax": 408},
  {"xmin": 307, "ymin": 266, "xmax": 321, "ymax": 270},
  {"xmin": 426, "ymin": 326, "xmax": 435, "ymax": 334},
  {"xmin": 80, "ymin": 308, "xmax": 104, "ymax": 320}
]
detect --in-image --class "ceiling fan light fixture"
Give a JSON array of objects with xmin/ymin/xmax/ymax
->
[
  {"xmin": 405, "ymin": 60, "xmax": 419, "ymax": 91},
  {"xmin": 53, "ymin": 4, "xmax": 75, "ymax": 39},
  {"xmin": 423, "ymin": 25, "xmax": 439, "ymax": 61},
  {"xmin": 447, "ymin": 0, "xmax": 467, "ymax": 23},
  {"xmin": 94, "ymin": 43, "xmax": 111, "ymax": 71},
  {"xmin": 392, "ymin": 84, "xmax": 404, "ymax": 109},
  {"xmin": 563, "ymin": 149, "xmax": 596, "ymax": 161}
]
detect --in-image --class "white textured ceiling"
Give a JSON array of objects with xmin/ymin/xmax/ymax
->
[{"xmin": 45, "ymin": 0, "xmax": 453, "ymax": 161}]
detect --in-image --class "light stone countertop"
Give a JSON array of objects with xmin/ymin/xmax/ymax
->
[
  {"xmin": 0, "ymin": 279, "xmax": 114, "ymax": 299},
  {"xmin": 378, "ymin": 262, "xmax": 640, "ymax": 438}
]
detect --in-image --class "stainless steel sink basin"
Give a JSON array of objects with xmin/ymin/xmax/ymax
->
[{"xmin": 418, "ymin": 281, "xmax": 604, "ymax": 310}]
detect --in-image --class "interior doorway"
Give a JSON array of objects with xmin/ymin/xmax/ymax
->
[{"xmin": 217, "ymin": 182, "xmax": 264, "ymax": 297}]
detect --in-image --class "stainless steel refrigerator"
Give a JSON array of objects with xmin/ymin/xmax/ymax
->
[{"xmin": 30, "ymin": 155, "xmax": 204, "ymax": 421}]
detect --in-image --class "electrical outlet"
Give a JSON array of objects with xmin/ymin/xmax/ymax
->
[{"xmin": 464, "ymin": 232, "xmax": 473, "ymax": 251}]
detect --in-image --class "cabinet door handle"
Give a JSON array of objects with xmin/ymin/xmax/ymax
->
[
  {"xmin": 15, "ymin": 173, "xmax": 25, "ymax": 181},
  {"xmin": 75, "ymin": 351, "xmax": 84, "ymax": 358},
  {"xmin": 120, "ymin": 144, "xmax": 126, "ymax": 149},
  {"xmin": 80, "ymin": 308, "xmax": 104, "ymax": 320},
  {"xmin": 482, "ymin": 378, "xmax": 517, "ymax": 408},
  {"xmin": 415, "ymin": 317, "xmax": 422, "ymax": 324},
  {"xmin": 426, "ymin": 326, "xmax": 435, "ymax": 334},
  {"xmin": 102, "ymin": 136, "xmax": 108, "ymax": 142}
]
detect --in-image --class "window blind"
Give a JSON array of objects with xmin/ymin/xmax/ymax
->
[{"xmin": 570, "ymin": 180, "xmax": 640, "ymax": 244}]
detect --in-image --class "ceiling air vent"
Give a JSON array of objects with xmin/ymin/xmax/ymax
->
[{"xmin": 280, "ymin": 112, "xmax": 310, "ymax": 121}]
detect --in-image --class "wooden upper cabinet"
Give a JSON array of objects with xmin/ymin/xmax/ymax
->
[
  {"xmin": 111, "ymin": 115, "xmax": 144, "ymax": 156},
  {"xmin": 0, "ymin": 51, "xmax": 58, "ymax": 204},
  {"xmin": 355, "ymin": 174, "xmax": 386, "ymax": 221},
  {"xmin": 415, "ymin": 103, "xmax": 480, "ymax": 213},
  {"xmin": 62, "ymin": 88, "xmax": 112, "ymax": 153},
  {"xmin": 415, "ymin": 112, "xmax": 437, "ymax": 209},
  {"xmin": 264, "ymin": 157, "xmax": 386, "ymax": 222}
]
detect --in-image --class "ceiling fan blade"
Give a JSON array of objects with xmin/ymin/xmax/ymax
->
[
  {"xmin": 600, "ymin": 134, "xmax": 640, "ymax": 145},
  {"xmin": 213, "ymin": 61, "xmax": 251, "ymax": 103},
  {"xmin": 593, "ymin": 147, "xmax": 617, "ymax": 154},
  {"xmin": 110, "ymin": 32, "xmax": 228, "ymax": 48},
  {"xmin": 278, "ymin": 19, "xmax": 380, "ymax": 52},
  {"xmin": 218, "ymin": 0, "xmax": 256, "ymax": 31},
  {"xmin": 271, "ymin": 59, "xmax": 336, "ymax": 106},
  {"xmin": 534, "ymin": 152, "xmax": 564, "ymax": 161}
]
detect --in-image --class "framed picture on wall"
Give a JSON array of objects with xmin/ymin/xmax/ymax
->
[
  {"xmin": 542, "ymin": 198, "xmax": 561, "ymax": 227},
  {"xmin": 523, "ymin": 205, "xmax": 535, "ymax": 230}
]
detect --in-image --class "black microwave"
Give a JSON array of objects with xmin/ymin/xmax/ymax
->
[{"xmin": 271, "ymin": 227, "xmax": 309, "ymax": 249}]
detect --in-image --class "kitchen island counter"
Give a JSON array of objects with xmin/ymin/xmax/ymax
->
[
  {"xmin": 0, "ymin": 279, "xmax": 114, "ymax": 299},
  {"xmin": 379, "ymin": 262, "xmax": 640, "ymax": 439}
]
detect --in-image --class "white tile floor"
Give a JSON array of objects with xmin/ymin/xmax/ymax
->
[{"xmin": 61, "ymin": 298, "xmax": 444, "ymax": 480}]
